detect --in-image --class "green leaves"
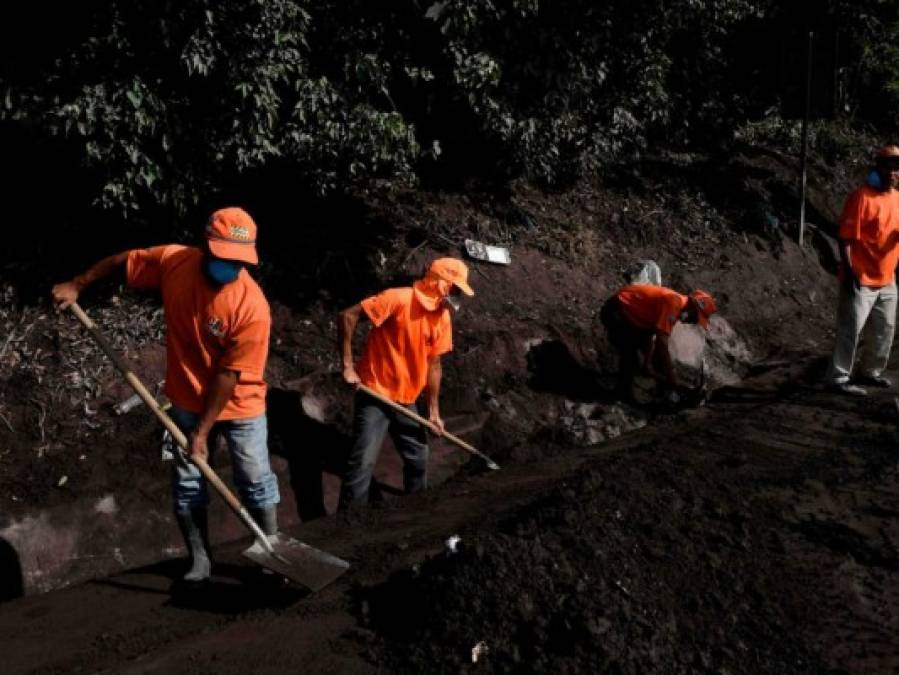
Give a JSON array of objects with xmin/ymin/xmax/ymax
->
[{"xmin": 3, "ymin": 0, "xmax": 898, "ymax": 223}]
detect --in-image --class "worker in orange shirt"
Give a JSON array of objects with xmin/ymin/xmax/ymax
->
[
  {"xmin": 826, "ymin": 145, "xmax": 899, "ymax": 395},
  {"xmin": 52, "ymin": 208, "xmax": 279, "ymax": 584},
  {"xmin": 337, "ymin": 258, "xmax": 473, "ymax": 507},
  {"xmin": 601, "ymin": 284, "xmax": 717, "ymax": 402}
]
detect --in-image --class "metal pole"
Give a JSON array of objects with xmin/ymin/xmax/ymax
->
[{"xmin": 798, "ymin": 30, "xmax": 814, "ymax": 246}]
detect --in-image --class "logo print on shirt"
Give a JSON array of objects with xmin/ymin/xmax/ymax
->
[{"xmin": 206, "ymin": 317, "xmax": 226, "ymax": 338}]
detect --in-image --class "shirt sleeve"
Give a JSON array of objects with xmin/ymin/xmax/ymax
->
[
  {"xmin": 125, "ymin": 246, "xmax": 168, "ymax": 290},
  {"xmin": 655, "ymin": 295, "xmax": 684, "ymax": 336},
  {"xmin": 838, "ymin": 189, "xmax": 866, "ymax": 242},
  {"xmin": 360, "ymin": 289, "xmax": 402, "ymax": 327},
  {"xmin": 219, "ymin": 319, "xmax": 270, "ymax": 380},
  {"xmin": 430, "ymin": 312, "xmax": 454, "ymax": 357}
]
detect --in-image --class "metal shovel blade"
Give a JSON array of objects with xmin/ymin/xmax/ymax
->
[{"xmin": 243, "ymin": 534, "xmax": 350, "ymax": 592}]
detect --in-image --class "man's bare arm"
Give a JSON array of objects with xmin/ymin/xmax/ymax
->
[
  {"xmin": 839, "ymin": 240, "xmax": 856, "ymax": 287},
  {"xmin": 188, "ymin": 370, "xmax": 239, "ymax": 462},
  {"xmin": 652, "ymin": 333, "xmax": 677, "ymax": 388},
  {"xmin": 51, "ymin": 251, "xmax": 130, "ymax": 308},
  {"xmin": 425, "ymin": 356, "xmax": 444, "ymax": 433},
  {"xmin": 338, "ymin": 303, "xmax": 364, "ymax": 385}
]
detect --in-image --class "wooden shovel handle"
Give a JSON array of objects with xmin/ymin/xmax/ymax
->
[
  {"xmin": 357, "ymin": 384, "xmax": 499, "ymax": 470},
  {"xmin": 68, "ymin": 302, "xmax": 272, "ymax": 549}
]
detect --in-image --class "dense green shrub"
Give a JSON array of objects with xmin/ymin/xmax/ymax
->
[{"xmin": 1, "ymin": 0, "xmax": 897, "ymax": 223}]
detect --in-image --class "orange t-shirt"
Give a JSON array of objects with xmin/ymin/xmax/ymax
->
[
  {"xmin": 616, "ymin": 284, "xmax": 687, "ymax": 336},
  {"xmin": 126, "ymin": 245, "xmax": 270, "ymax": 419},
  {"xmin": 839, "ymin": 186, "xmax": 899, "ymax": 287},
  {"xmin": 356, "ymin": 287, "xmax": 453, "ymax": 404}
]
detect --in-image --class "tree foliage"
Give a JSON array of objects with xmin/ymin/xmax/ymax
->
[{"xmin": 2, "ymin": 0, "xmax": 898, "ymax": 222}]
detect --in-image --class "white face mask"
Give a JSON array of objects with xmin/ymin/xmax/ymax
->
[{"xmin": 444, "ymin": 294, "xmax": 462, "ymax": 312}]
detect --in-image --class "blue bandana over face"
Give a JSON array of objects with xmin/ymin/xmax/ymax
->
[
  {"xmin": 867, "ymin": 170, "xmax": 883, "ymax": 190},
  {"xmin": 204, "ymin": 258, "xmax": 243, "ymax": 285}
]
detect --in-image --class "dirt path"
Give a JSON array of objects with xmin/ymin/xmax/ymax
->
[{"xmin": 2, "ymin": 352, "xmax": 898, "ymax": 674}]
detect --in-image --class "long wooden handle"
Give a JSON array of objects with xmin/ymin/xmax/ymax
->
[
  {"xmin": 68, "ymin": 302, "xmax": 273, "ymax": 550},
  {"xmin": 357, "ymin": 384, "xmax": 499, "ymax": 470}
]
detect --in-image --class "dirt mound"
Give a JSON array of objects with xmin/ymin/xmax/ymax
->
[{"xmin": 364, "ymin": 448, "xmax": 822, "ymax": 674}]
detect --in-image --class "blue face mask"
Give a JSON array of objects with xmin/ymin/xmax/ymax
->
[
  {"xmin": 204, "ymin": 258, "xmax": 243, "ymax": 285},
  {"xmin": 867, "ymin": 170, "xmax": 884, "ymax": 190}
]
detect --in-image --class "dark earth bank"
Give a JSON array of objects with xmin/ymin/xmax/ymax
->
[{"xmin": 1, "ymin": 147, "xmax": 896, "ymax": 673}]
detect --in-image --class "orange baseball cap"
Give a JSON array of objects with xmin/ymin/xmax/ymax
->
[
  {"xmin": 205, "ymin": 207, "xmax": 259, "ymax": 265},
  {"xmin": 689, "ymin": 289, "xmax": 717, "ymax": 328},
  {"xmin": 429, "ymin": 258, "xmax": 474, "ymax": 296},
  {"xmin": 876, "ymin": 145, "xmax": 899, "ymax": 159}
]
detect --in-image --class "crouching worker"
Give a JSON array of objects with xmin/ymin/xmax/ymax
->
[
  {"xmin": 52, "ymin": 207, "xmax": 280, "ymax": 584},
  {"xmin": 337, "ymin": 258, "xmax": 473, "ymax": 507},
  {"xmin": 601, "ymin": 284, "xmax": 717, "ymax": 403}
]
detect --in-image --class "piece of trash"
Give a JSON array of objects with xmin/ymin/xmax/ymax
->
[
  {"xmin": 57, "ymin": 475, "xmax": 68, "ymax": 487},
  {"xmin": 114, "ymin": 393, "xmax": 144, "ymax": 415},
  {"xmin": 445, "ymin": 534, "xmax": 461, "ymax": 553},
  {"xmin": 94, "ymin": 495, "xmax": 118, "ymax": 515},
  {"xmin": 465, "ymin": 239, "xmax": 511, "ymax": 265},
  {"xmin": 614, "ymin": 579, "xmax": 630, "ymax": 596},
  {"xmin": 161, "ymin": 430, "xmax": 175, "ymax": 462},
  {"xmin": 115, "ymin": 382, "xmax": 167, "ymax": 415},
  {"xmin": 471, "ymin": 641, "xmax": 489, "ymax": 663},
  {"xmin": 625, "ymin": 259, "xmax": 662, "ymax": 286}
]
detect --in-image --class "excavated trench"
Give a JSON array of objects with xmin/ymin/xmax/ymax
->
[
  {"xmin": 0, "ymin": 314, "xmax": 755, "ymax": 599},
  {"xmin": 0, "ymin": 401, "xmax": 483, "ymax": 597}
]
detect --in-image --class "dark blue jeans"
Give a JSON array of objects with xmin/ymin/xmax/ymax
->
[{"xmin": 340, "ymin": 390, "xmax": 429, "ymax": 507}]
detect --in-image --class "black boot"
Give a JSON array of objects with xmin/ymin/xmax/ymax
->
[{"xmin": 174, "ymin": 508, "xmax": 211, "ymax": 583}]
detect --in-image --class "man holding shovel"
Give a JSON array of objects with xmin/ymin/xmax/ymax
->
[
  {"xmin": 337, "ymin": 258, "xmax": 473, "ymax": 507},
  {"xmin": 601, "ymin": 284, "xmax": 717, "ymax": 403},
  {"xmin": 52, "ymin": 207, "xmax": 280, "ymax": 584}
]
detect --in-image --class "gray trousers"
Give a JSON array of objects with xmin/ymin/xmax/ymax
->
[
  {"xmin": 827, "ymin": 281, "xmax": 898, "ymax": 384},
  {"xmin": 339, "ymin": 390, "xmax": 429, "ymax": 507}
]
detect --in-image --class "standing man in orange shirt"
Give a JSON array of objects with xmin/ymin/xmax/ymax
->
[
  {"xmin": 337, "ymin": 258, "xmax": 473, "ymax": 507},
  {"xmin": 826, "ymin": 146, "xmax": 899, "ymax": 396},
  {"xmin": 600, "ymin": 284, "xmax": 717, "ymax": 402},
  {"xmin": 52, "ymin": 208, "xmax": 279, "ymax": 584}
]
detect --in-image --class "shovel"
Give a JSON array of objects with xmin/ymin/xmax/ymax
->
[
  {"xmin": 68, "ymin": 302, "xmax": 349, "ymax": 592},
  {"xmin": 357, "ymin": 383, "xmax": 500, "ymax": 471}
]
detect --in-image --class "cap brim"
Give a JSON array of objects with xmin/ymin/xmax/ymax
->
[
  {"xmin": 454, "ymin": 280, "xmax": 474, "ymax": 296},
  {"xmin": 208, "ymin": 238, "xmax": 258, "ymax": 265}
]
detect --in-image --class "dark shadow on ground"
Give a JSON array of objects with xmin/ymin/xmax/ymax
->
[
  {"xmin": 0, "ymin": 538, "xmax": 23, "ymax": 603},
  {"xmin": 267, "ymin": 388, "xmax": 352, "ymax": 521},
  {"xmin": 95, "ymin": 558, "xmax": 306, "ymax": 612},
  {"xmin": 526, "ymin": 339, "xmax": 613, "ymax": 402}
]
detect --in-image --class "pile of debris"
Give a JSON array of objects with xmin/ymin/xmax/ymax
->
[{"xmin": 364, "ymin": 458, "xmax": 822, "ymax": 674}]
